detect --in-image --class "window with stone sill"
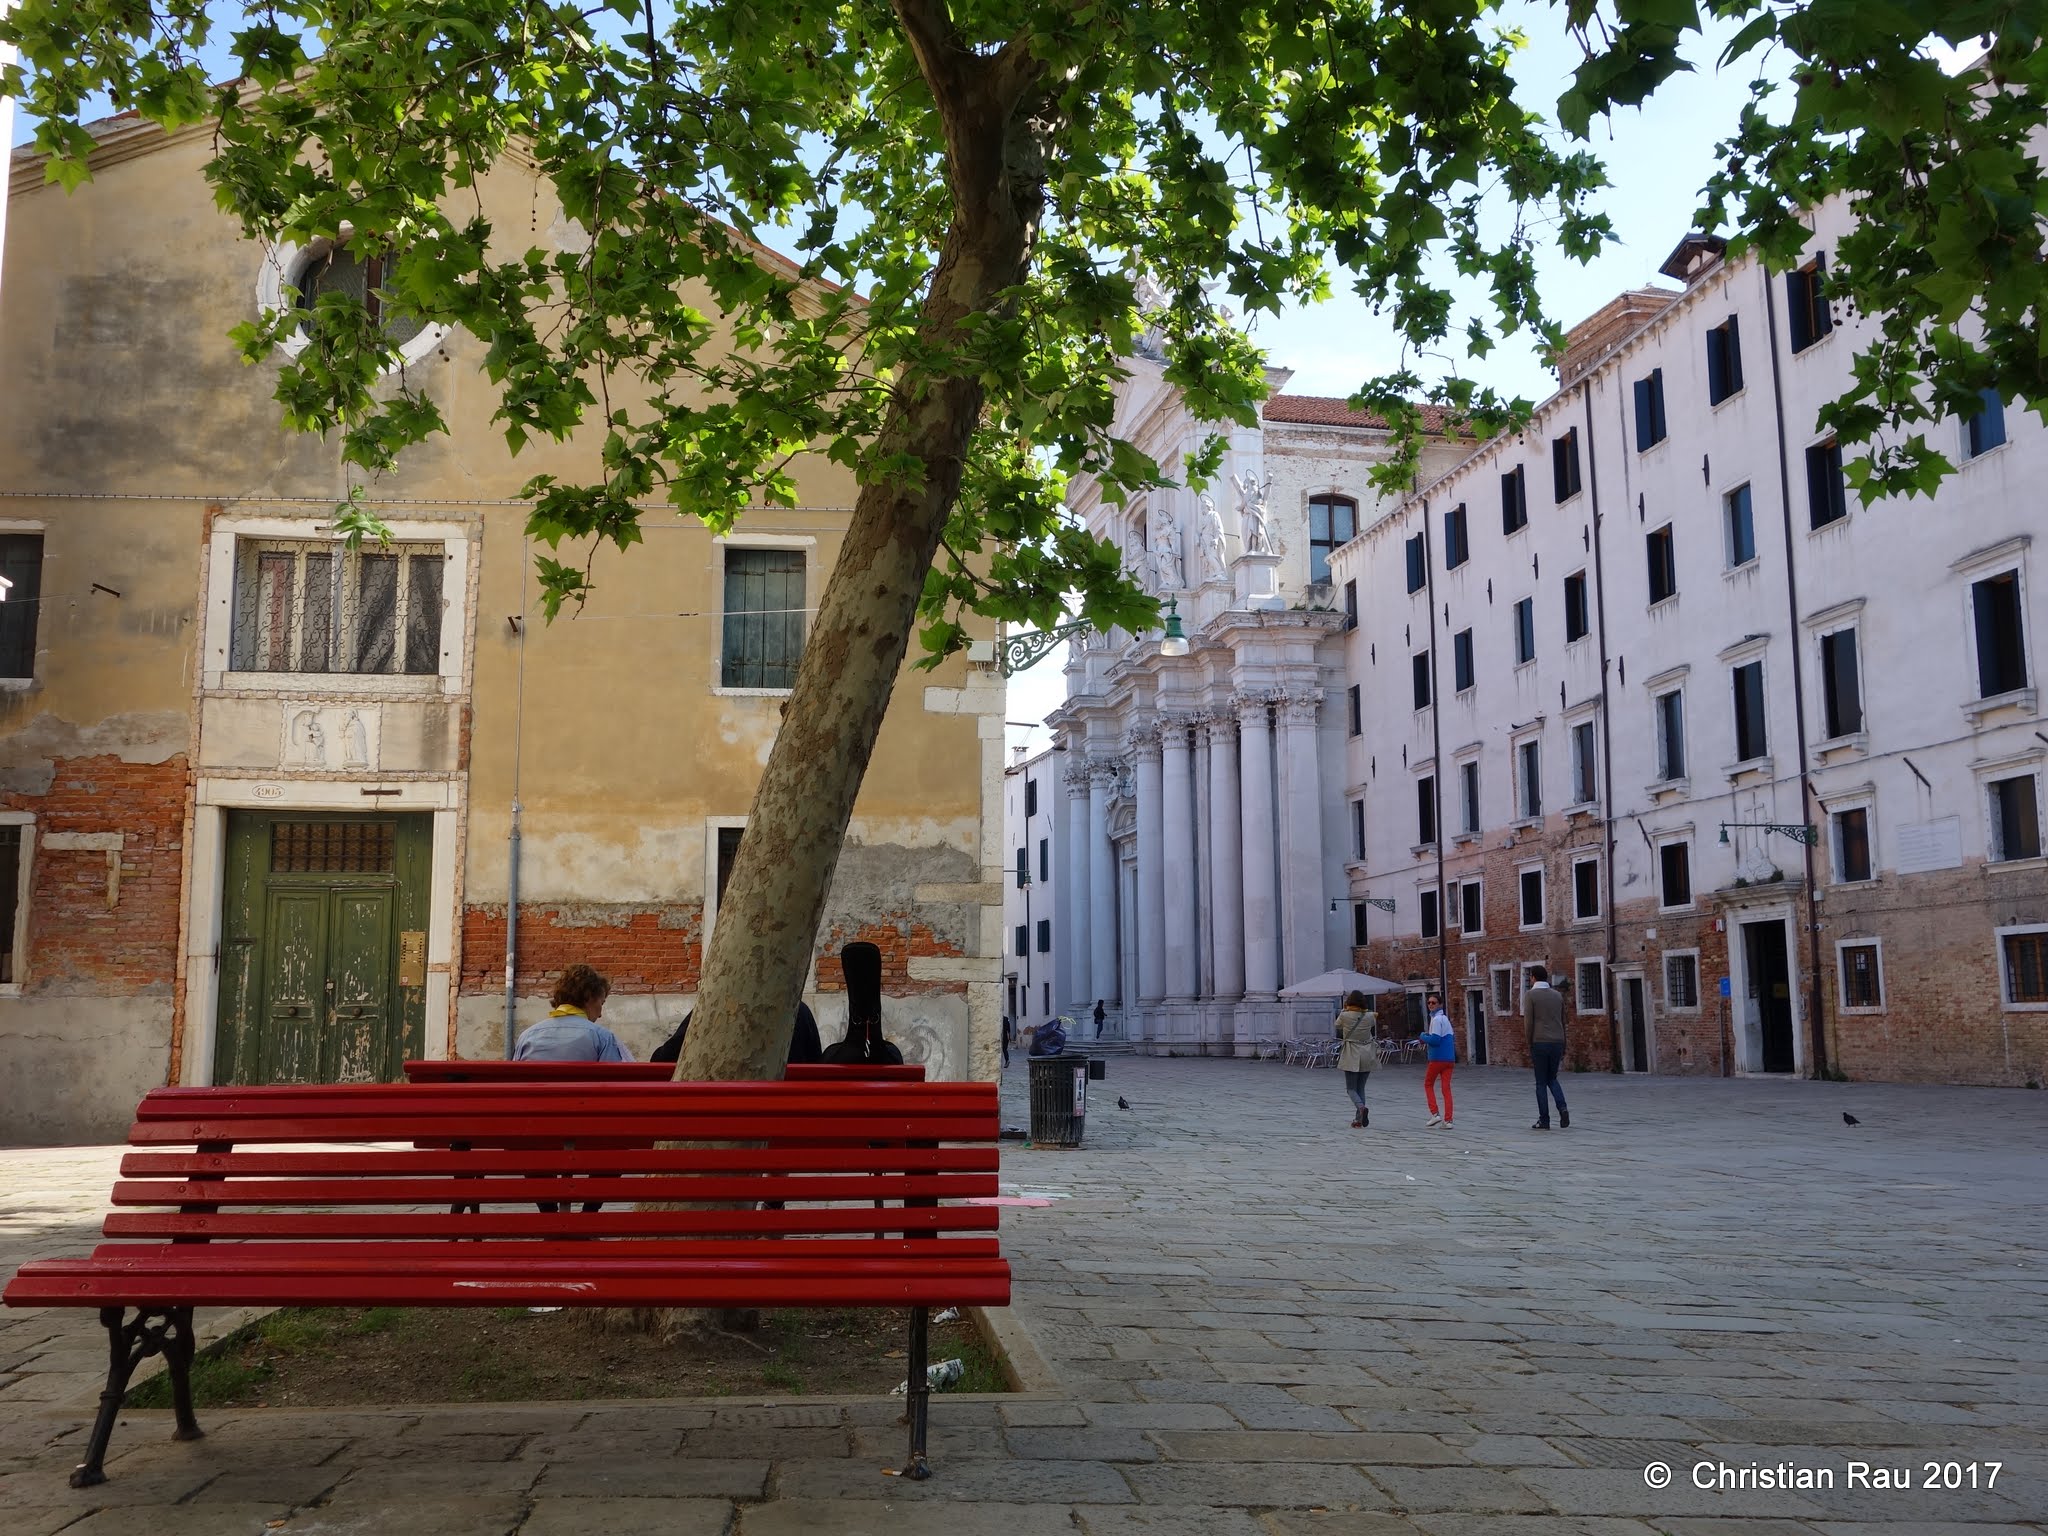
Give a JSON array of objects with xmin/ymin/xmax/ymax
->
[
  {"xmin": 1419, "ymin": 887, "xmax": 1441, "ymax": 941},
  {"xmin": 1658, "ymin": 839, "xmax": 1693, "ymax": 909},
  {"xmin": 1838, "ymin": 941, "xmax": 1883, "ymax": 1011},
  {"xmin": 1988, "ymin": 773, "xmax": 2043, "ymax": 863},
  {"xmin": 1663, "ymin": 950, "xmax": 1701, "ymax": 1011},
  {"xmin": 0, "ymin": 534, "xmax": 45, "ymax": 680},
  {"xmin": 1575, "ymin": 958, "xmax": 1605, "ymax": 1012},
  {"xmin": 1832, "ymin": 806, "xmax": 1873, "ymax": 883},
  {"xmin": 230, "ymin": 537, "xmax": 445, "ymax": 677},
  {"xmin": 1999, "ymin": 927, "xmax": 2048, "ymax": 1008},
  {"xmin": 1492, "ymin": 963, "xmax": 1519, "ymax": 1016},
  {"xmin": 1572, "ymin": 857, "xmax": 1600, "ymax": 921},
  {"xmin": 1457, "ymin": 878, "xmax": 1483, "ymax": 936},
  {"xmin": 1972, "ymin": 570, "xmax": 2029, "ymax": 701},
  {"xmin": 1519, "ymin": 866, "xmax": 1545, "ymax": 928}
]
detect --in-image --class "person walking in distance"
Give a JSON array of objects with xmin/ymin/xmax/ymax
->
[
  {"xmin": 1422, "ymin": 991, "xmax": 1456, "ymax": 1127},
  {"xmin": 1334, "ymin": 991, "xmax": 1379, "ymax": 1128},
  {"xmin": 1093, "ymin": 998, "xmax": 1106, "ymax": 1038},
  {"xmin": 1527, "ymin": 964, "xmax": 1570, "ymax": 1129}
]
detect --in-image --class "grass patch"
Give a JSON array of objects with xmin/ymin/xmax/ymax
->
[{"xmin": 126, "ymin": 1304, "xmax": 1011, "ymax": 1409}]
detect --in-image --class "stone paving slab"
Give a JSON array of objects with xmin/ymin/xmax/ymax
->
[{"xmin": 4, "ymin": 1062, "xmax": 2048, "ymax": 1532}]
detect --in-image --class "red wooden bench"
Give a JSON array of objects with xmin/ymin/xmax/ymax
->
[
  {"xmin": 403, "ymin": 1059, "xmax": 928, "ymax": 1082},
  {"xmin": 2, "ymin": 1079, "xmax": 1008, "ymax": 1488}
]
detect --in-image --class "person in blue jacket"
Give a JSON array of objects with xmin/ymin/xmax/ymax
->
[{"xmin": 1421, "ymin": 991, "xmax": 1456, "ymax": 1127}]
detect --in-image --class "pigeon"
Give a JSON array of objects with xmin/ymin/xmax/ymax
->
[
  {"xmin": 1842, "ymin": 1112, "xmax": 1860, "ymax": 1126},
  {"xmin": 1116, "ymin": 1096, "xmax": 1132, "ymax": 1110}
]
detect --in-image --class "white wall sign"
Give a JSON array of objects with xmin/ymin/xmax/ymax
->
[{"xmin": 1895, "ymin": 817, "xmax": 1962, "ymax": 875}]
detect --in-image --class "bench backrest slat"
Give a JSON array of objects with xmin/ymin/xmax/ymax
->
[{"xmin": 403, "ymin": 1061, "xmax": 929, "ymax": 1083}]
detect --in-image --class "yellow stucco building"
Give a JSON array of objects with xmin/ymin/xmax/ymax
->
[{"xmin": 0, "ymin": 117, "xmax": 1006, "ymax": 1142}]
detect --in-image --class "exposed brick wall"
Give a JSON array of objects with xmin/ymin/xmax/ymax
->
[
  {"xmin": 460, "ymin": 904, "xmax": 704, "ymax": 996},
  {"xmin": 815, "ymin": 917, "xmax": 969, "ymax": 997},
  {"xmin": 1349, "ymin": 816, "xmax": 2048, "ymax": 1086},
  {"xmin": 459, "ymin": 904, "xmax": 970, "ymax": 1000},
  {"xmin": 1818, "ymin": 860, "xmax": 2048, "ymax": 1087},
  {"xmin": 4, "ymin": 754, "xmax": 188, "ymax": 995}
]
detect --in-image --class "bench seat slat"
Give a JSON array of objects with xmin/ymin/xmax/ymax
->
[
  {"xmin": 103, "ymin": 1205, "xmax": 997, "ymax": 1241},
  {"xmin": 117, "ymin": 1147, "xmax": 1000, "ymax": 1178},
  {"xmin": 110, "ymin": 1173, "xmax": 996, "ymax": 1206},
  {"xmin": 6, "ymin": 1267, "xmax": 1011, "ymax": 1310}
]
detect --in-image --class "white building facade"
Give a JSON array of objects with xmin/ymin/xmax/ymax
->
[
  {"xmin": 1049, "ymin": 357, "xmax": 1470, "ymax": 1051},
  {"xmin": 1333, "ymin": 210, "xmax": 2048, "ymax": 1087},
  {"xmin": 1002, "ymin": 743, "xmax": 1063, "ymax": 1029}
]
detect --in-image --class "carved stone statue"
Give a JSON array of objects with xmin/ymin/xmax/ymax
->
[
  {"xmin": 1150, "ymin": 503, "xmax": 1185, "ymax": 592},
  {"xmin": 1235, "ymin": 471, "xmax": 1279, "ymax": 556},
  {"xmin": 1196, "ymin": 493, "xmax": 1228, "ymax": 585}
]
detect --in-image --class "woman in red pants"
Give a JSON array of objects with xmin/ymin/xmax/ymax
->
[{"xmin": 1421, "ymin": 991, "xmax": 1456, "ymax": 1127}]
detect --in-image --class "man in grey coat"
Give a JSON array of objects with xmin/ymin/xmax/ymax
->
[{"xmin": 1525, "ymin": 964, "xmax": 1570, "ymax": 1130}]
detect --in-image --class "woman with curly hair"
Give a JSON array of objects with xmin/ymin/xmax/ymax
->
[{"xmin": 512, "ymin": 963, "xmax": 631, "ymax": 1062}]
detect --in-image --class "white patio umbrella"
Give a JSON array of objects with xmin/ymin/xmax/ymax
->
[{"xmin": 1275, "ymin": 969, "xmax": 1407, "ymax": 999}]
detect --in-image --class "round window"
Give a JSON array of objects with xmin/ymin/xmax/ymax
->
[{"xmin": 257, "ymin": 237, "xmax": 446, "ymax": 367}]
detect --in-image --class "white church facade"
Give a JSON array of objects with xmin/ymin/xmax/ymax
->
[{"xmin": 1046, "ymin": 358, "xmax": 1472, "ymax": 1049}]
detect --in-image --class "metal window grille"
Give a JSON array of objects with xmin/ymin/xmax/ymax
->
[
  {"xmin": 1576, "ymin": 960, "xmax": 1604, "ymax": 1011},
  {"xmin": 231, "ymin": 538, "xmax": 444, "ymax": 676},
  {"xmin": 1665, "ymin": 953, "xmax": 1698, "ymax": 1009},
  {"xmin": 722, "ymin": 548, "xmax": 806, "ymax": 689},
  {"xmin": 2004, "ymin": 932, "xmax": 2048, "ymax": 1005},
  {"xmin": 271, "ymin": 821, "xmax": 395, "ymax": 874},
  {"xmin": 296, "ymin": 245, "xmax": 426, "ymax": 347},
  {"xmin": 1842, "ymin": 944, "xmax": 1881, "ymax": 1008}
]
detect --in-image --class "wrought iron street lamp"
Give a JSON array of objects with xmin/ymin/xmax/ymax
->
[
  {"xmin": 1718, "ymin": 821, "xmax": 1819, "ymax": 846},
  {"xmin": 997, "ymin": 596, "xmax": 1189, "ymax": 675}
]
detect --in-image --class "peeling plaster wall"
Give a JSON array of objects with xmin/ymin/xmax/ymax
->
[{"xmin": 2, "ymin": 122, "xmax": 1009, "ymax": 1122}]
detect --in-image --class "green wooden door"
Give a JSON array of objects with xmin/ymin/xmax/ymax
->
[
  {"xmin": 261, "ymin": 887, "xmax": 330, "ymax": 1083},
  {"xmin": 215, "ymin": 812, "xmax": 431, "ymax": 1085},
  {"xmin": 326, "ymin": 886, "xmax": 394, "ymax": 1081}
]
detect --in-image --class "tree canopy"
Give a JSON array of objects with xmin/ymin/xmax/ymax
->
[{"xmin": 4, "ymin": 0, "xmax": 2041, "ymax": 1074}]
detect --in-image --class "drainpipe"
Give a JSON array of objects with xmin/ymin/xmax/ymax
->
[
  {"xmin": 1581, "ymin": 381, "xmax": 1623, "ymax": 1072},
  {"xmin": 1420, "ymin": 497, "xmax": 1447, "ymax": 1003},
  {"xmin": 1761, "ymin": 262, "xmax": 1831, "ymax": 1078},
  {"xmin": 503, "ymin": 543, "xmax": 529, "ymax": 1058}
]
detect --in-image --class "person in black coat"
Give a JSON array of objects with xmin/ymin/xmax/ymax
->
[
  {"xmin": 650, "ymin": 1000, "xmax": 824, "ymax": 1066},
  {"xmin": 820, "ymin": 940, "xmax": 904, "ymax": 1065}
]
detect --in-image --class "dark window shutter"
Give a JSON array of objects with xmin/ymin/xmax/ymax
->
[{"xmin": 1633, "ymin": 378, "xmax": 1652, "ymax": 450}]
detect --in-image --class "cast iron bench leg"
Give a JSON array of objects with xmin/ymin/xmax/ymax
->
[
  {"xmin": 72, "ymin": 1304, "xmax": 202, "ymax": 1488},
  {"xmin": 901, "ymin": 1304, "xmax": 932, "ymax": 1480}
]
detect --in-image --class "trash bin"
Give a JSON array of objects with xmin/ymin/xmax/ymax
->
[{"xmin": 1027, "ymin": 1054, "xmax": 1091, "ymax": 1146}]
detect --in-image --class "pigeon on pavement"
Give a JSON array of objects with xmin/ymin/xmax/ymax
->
[
  {"xmin": 1116, "ymin": 1095, "xmax": 1132, "ymax": 1110},
  {"xmin": 1842, "ymin": 1112, "xmax": 1860, "ymax": 1126}
]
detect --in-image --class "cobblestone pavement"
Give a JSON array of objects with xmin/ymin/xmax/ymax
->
[{"xmin": 3, "ymin": 1060, "xmax": 2046, "ymax": 1534}]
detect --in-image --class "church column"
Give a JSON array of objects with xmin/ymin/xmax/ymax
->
[
  {"xmin": 1161, "ymin": 715, "xmax": 1198, "ymax": 999},
  {"xmin": 1192, "ymin": 713, "xmax": 1215, "ymax": 996},
  {"xmin": 1237, "ymin": 694, "xmax": 1280, "ymax": 995},
  {"xmin": 1277, "ymin": 690, "xmax": 1327, "ymax": 986},
  {"xmin": 1207, "ymin": 711, "xmax": 1245, "ymax": 998},
  {"xmin": 1087, "ymin": 758, "xmax": 1120, "ymax": 1007},
  {"xmin": 1061, "ymin": 764, "xmax": 1091, "ymax": 1015},
  {"xmin": 1131, "ymin": 721, "xmax": 1166, "ymax": 1003}
]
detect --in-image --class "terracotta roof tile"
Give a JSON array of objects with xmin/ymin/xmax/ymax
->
[{"xmin": 1260, "ymin": 395, "xmax": 1475, "ymax": 436}]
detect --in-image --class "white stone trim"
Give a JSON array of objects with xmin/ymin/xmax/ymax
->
[
  {"xmin": 1834, "ymin": 935, "xmax": 1886, "ymax": 1015},
  {"xmin": 201, "ymin": 514, "xmax": 472, "ymax": 695},
  {"xmin": 1995, "ymin": 925, "xmax": 2048, "ymax": 1012},
  {"xmin": 710, "ymin": 534, "xmax": 817, "ymax": 697},
  {"xmin": 180, "ymin": 777, "xmax": 462, "ymax": 1086},
  {"xmin": 255, "ymin": 238, "xmax": 451, "ymax": 369}
]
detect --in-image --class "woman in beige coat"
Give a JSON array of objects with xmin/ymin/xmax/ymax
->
[{"xmin": 1334, "ymin": 990, "xmax": 1380, "ymax": 1128}]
